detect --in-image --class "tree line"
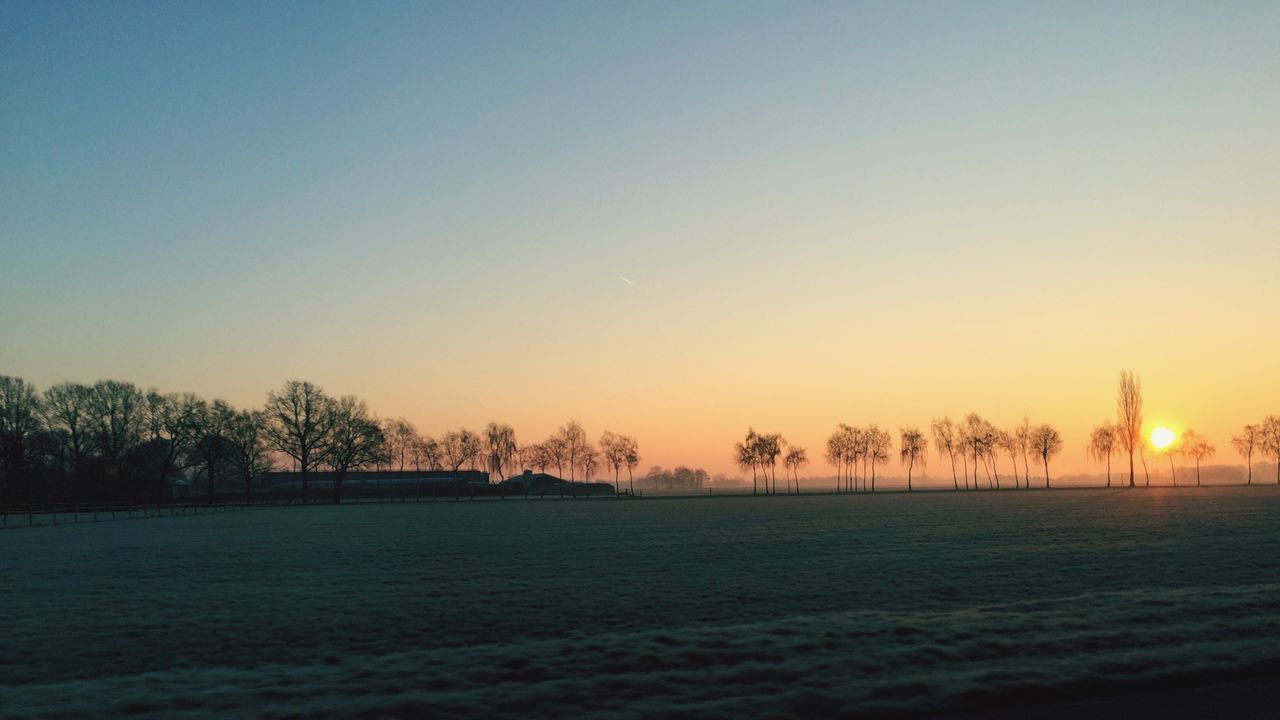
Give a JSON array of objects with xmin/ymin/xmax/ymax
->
[
  {"xmin": 0, "ymin": 376, "xmax": 641, "ymax": 505},
  {"xmin": 742, "ymin": 372, "xmax": 1280, "ymax": 493}
]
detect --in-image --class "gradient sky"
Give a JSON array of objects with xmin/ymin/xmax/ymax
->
[{"xmin": 3, "ymin": 1, "xmax": 1278, "ymax": 481}]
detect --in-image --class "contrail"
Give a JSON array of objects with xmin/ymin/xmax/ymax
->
[{"xmin": 618, "ymin": 276, "xmax": 635, "ymax": 285}]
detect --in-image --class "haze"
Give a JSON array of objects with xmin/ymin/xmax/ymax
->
[{"xmin": 3, "ymin": 1, "xmax": 1278, "ymax": 476}]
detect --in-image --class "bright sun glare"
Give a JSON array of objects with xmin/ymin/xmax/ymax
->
[{"xmin": 1151, "ymin": 427, "xmax": 1177, "ymax": 450}]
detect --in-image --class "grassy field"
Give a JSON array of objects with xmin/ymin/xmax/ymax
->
[{"xmin": 3, "ymin": 487, "xmax": 1279, "ymax": 718}]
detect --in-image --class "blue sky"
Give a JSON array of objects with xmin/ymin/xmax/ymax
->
[{"xmin": 3, "ymin": 1, "xmax": 1278, "ymax": 474}]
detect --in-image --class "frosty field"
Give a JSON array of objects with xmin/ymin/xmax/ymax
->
[{"xmin": 3, "ymin": 488, "xmax": 1280, "ymax": 718}]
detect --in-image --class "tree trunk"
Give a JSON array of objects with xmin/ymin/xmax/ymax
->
[
  {"xmin": 1106, "ymin": 454, "xmax": 1111, "ymax": 488},
  {"xmin": 332, "ymin": 469, "xmax": 344, "ymax": 504},
  {"xmin": 1129, "ymin": 451, "xmax": 1135, "ymax": 488},
  {"xmin": 950, "ymin": 454, "xmax": 958, "ymax": 490},
  {"xmin": 1044, "ymin": 456, "xmax": 1050, "ymax": 488},
  {"xmin": 1169, "ymin": 454, "xmax": 1176, "ymax": 487}
]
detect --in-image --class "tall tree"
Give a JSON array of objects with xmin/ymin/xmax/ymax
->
[
  {"xmin": 753, "ymin": 432, "xmax": 783, "ymax": 494},
  {"xmin": 228, "ymin": 410, "xmax": 273, "ymax": 501},
  {"xmin": 141, "ymin": 391, "xmax": 203, "ymax": 503},
  {"xmin": 559, "ymin": 420, "xmax": 588, "ymax": 482},
  {"xmin": 931, "ymin": 417, "xmax": 960, "ymax": 491},
  {"xmin": 543, "ymin": 434, "xmax": 568, "ymax": 479},
  {"xmin": 867, "ymin": 426, "xmax": 891, "ymax": 492},
  {"xmin": 0, "ymin": 376, "xmax": 44, "ymax": 504},
  {"xmin": 263, "ymin": 380, "xmax": 334, "ymax": 502},
  {"xmin": 1030, "ymin": 424, "xmax": 1062, "ymax": 488},
  {"xmin": 1088, "ymin": 421, "xmax": 1118, "ymax": 488},
  {"xmin": 622, "ymin": 436, "xmax": 640, "ymax": 495},
  {"xmin": 1179, "ymin": 429, "xmax": 1214, "ymax": 487},
  {"xmin": 1015, "ymin": 416, "xmax": 1033, "ymax": 487},
  {"xmin": 41, "ymin": 382, "xmax": 94, "ymax": 500},
  {"xmin": 1262, "ymin": 416, "xmax": 1280, "ymax": 485},
  {"xmin": 441, "ymin": 428, "xmax": 482, "ymax": 472},
  {"xmin": 324, "ymin": 396, "xmax": 386, "ymax": 503},
  {"xmin": 997, "ymin": 430, "xmax": 1020, "ymax": 489},
  {"xmin": 1116, "ymin": 371, "xmax": 1143, "ymax": 488},
  {"xmin": 484, "ymin": 422, "xmax": 518, "ymax": 483},
  {"xmin": 735, "ymin": 428, "xmax": 761, "ymax": 495},
  {"xmin": 192, "ymin": 399, "xmax": 237, "ymax": 501},
  {"xmin": 1162, "ymin": 433, "xmax": 1179, "ymax": 486},
  {"xmin": 826, "ymin": 427, "xmax": 847, "ymax": 493},
  {"xmin": 1232, "ymin": 424, "xmax": 1261, "ymax": 485},
  {"xmin": 580, "ymin": 443, "xmax": 600, "ymax": 483},
  {"xmin": 784, "ymin": 445, "xmax": 808, "ymax": 494},
  {"xmin": 899, "ymin": 426, "xmax": 927, "ymax": 493},
  {"xmin": 89, "ymin": 380, "xmax": 145, "ymax": 497}
]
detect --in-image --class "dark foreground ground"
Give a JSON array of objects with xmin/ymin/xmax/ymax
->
[{"xmin": 3, "ymin": 487, "xmax": 1279, "ymax": 718}]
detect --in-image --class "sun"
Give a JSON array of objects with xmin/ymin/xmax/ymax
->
[{"xmin": 1150, "ymin": 427, "xmax": 1177, "ymax": 450}]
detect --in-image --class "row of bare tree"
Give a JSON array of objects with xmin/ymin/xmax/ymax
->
[
  {"xmin": 1090, "ymin": 371, "xmax": 1280, "ymax": 488},
  {"xmin": 0, "ymin": 375, "xmax": 642, "ymax": 504},
  {"xmin": 733, "ymin": 429, "xmax": 809, "ymax": 495}
]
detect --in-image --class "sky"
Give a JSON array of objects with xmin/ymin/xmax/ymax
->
[{"xmin": 2, "ymin": 1, "xmax": 1278, "ymax": 481}]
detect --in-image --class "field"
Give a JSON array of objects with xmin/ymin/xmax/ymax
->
[{"xmin": 4, "ymin": 488, "xmax": 1280, "ymax": 718}]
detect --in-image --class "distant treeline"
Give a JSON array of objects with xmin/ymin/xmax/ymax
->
[
  {"xmin": 0, "ymin": 376, "xmax": 640, "ymax": 505},
  {"xmin": 734, "ymin": 372, "xmax": 1280, "ymax": 495}
]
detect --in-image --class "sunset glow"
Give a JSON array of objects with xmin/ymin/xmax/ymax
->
[{"xmin": 1151, "ymin": 427, "xmax": 1177, "ymax": 450}]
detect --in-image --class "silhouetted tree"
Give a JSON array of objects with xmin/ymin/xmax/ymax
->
[
  {"xmin": 1116, "ymin": 371, "xmax": 1143, "ymax": 488},
  {"xmin": 867, "ymin": 425, "xmax": 890, "ymax": 492},
  {"xmin": 931, "ymin": 417, "xmax": 960, "ymax": 491},
  {"xmin": 1088, "ymin": 421, "xmax": 1118, "ymax": 488},
  {"xmin": 1179, "ymin": 429, "xmax": 1214, "ymax": 487},
  {"xmin": 558, "ymin": 420, "xmax": 588, "ymax": 482},
  {"xmin": 382, "ymin": 418, "xmax": 419, "ymax": 471},
  {"xmin": 784, "ymin": 445, "xmax": 808, "ymax": 494},
  {"xmin": 899, "ymin": 426, "xmax": 927, "ymax": 492},
  {"xmin": 0, "ymin": 376, "xmax": 44, "ymax": 503},
  {"xmin": 485, "ymin": 422, "xmax": 518, "ymax": 482},
  {"xmin": 997, "ymin": 430, "xmax": 1019, "ymax": 488},
  {"xmin": 89, "ymin": 380, "xmax": 145, "ymax": 498},
  {"xmin": 192, "ymin": 399, "xmax": 237, "ymax": 500},
  {"xmin": 142, "ymin": 391, "xmax": 203, "ymax": 503},
  {"xmin": 1161, "ymin": 433, "xmax": 1179, "ymax": 486},
  {"xmin": 229, "ymin": 410, "xmax": 272, "ymax": 501},
  {"xmin": 622, "ymin": 436, "xmax": 640, "ymax": 494},
  {"xmin": 753, "ymin": 431, "xmax": 783, "ymax": 494},
  {"xmin": 325, "ymin": 396, "xmax": 386, "ymax": 503},
  {"xmin": 441, "ymin": 428, "xmax": 481, "ymax": 472},
  {"xmin": 42, "ymin": 382, "xmax": 94, "ymax": 500},
  {"xmin": 1262, "ymin": 416, "xmax": 1280, "ymax": 485},
  {"xmin": 264, "ymin": 380, "xmax": 334, "ymax": 502},
  {"xmin": 1233, "ymin": 424, "xmax": 1261, "ymax": 485},
  {"xmin": 415, "ymin": 435, "xmax": 441, "ymax": 471},
  {"xmin": 581, "ymin": 443, "xmax": 600, "ymax": 483},
  {"xmin": 1030, "ymin": 423, "xmax": 1062, "ymax": 488},
  {"xmin": 1015, "ymin": 416, "xmax": 1033, "ymax": 487},
  {"xmin": 736, "ymin": 428, "xmax": 761, "ymax": 495},
  {"xmin": 826, "ymin": 427, "xmax": 847, "ymax": 493}
]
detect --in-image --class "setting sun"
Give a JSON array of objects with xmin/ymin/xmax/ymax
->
[{"xmin": 1151, "ymin": 427, "xmax": 1177, "ymax": 450}]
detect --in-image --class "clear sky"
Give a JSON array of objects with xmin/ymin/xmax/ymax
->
[{"xmin": 3, "ymin": 1, "xmax": 1278, "ymax": 480}]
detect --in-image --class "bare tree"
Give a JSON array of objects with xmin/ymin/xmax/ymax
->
[
  {"xmin": 1179, "ymin": 429, "xmax": 1214, "ymax": 487},
  {"xmin": 441, "ymin": 428, "xmax": 481, "ymax": 472},
  {"xmin": 753, "ymin": 432, "xmax": 783, "ymax": 494},
  {"xmin": 1088, "ymin": 421, "xmax": 1118, "ymax": 488},
  {"xmin": 1161, "ymin": 433, "xmax": 1179, "ymax": 486},
  {"xmin": 580, "ymin": 443, "xmax": 600, "ymax": 483},
  {"xmin": 228, "ymin": 409, "xmax": 273, "ymax": 501},
  {"xmin": 784, "ymin": 445, "xmax": 808, "ymax": 494},
  {"xmin": 484, "ymin": 422, "xmax": 518, "ymax": 483},
  {"xmin": 1030, "ymin": 424, "xmax": 1062, "ymax": 488},
  {"xmin": 263, "ymin": 380, "xmax": 334, "ymax": 502},
  {"xmin": 736, "ymin": 428, "xmax": 761, "ymax": 495},
  {"xmin": 900, "ymin": 426, "xmax": 927, "ymax": 492},
  {"xmin": 867, "ymin": 425, "xmax": 891, "ymax": 492},
  {"xmin": 1015, "ymin": 416, "xmax": 1033, "ymax": 487},
  {"xmin": 1116, "ymin": 371, "xmax": 1143, "ymax": 488},
  {"xmin": 826, "ymin": 426, "xmax": 847, "ymax": 493},
  {"xmin": 543, "ymin": 434, "xmax": 568, "ymax": 479},
  {"xmin": 931, "ymin": 417, "xmax": 960, "ymax": 491},
  {"xmin": 89, "ymin": 380, "xmax": 145, "ymax": 497},
  {"xmin": 996, "ymin": 430, "xmax": 1019, "ymax": 488},
  {"xmin": 0, "ymin": 376, "xmax": 44, "ymax": 504},
  {"xmin": 142, "ymin": 391, "xmax": 203, "ymax": 503},
  {"xmin": 325, "ymin": 396, "xmax": 386, "ymax": 503},
  {"xmin": 1262, "ymin": 416, "xmax": 1280, "ymax": 485},
  {"xmin": 192, "ymin": 399, "xmax": 237, "ymax": 501},
  {"xmin": 41, "ymin": 382, "xmax": 94, "ymax": 500},
  {"xmin": 417, "ymin": 435, "xmax": 441, "ymax": 471},
  {"xmin": 1233, "ymin": 424, "xmax": 1261, "ymax": 485},
  {"xmin": 559, "ymin": 420, "xmax": 588, "ymax": 483},
  {"xmin": 622, "ymin": 436, "xmax": 640, "ymax": 494}
]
